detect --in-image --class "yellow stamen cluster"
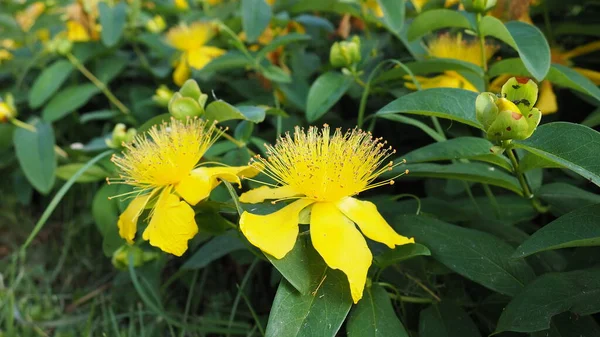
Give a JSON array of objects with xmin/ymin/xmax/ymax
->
[
  {"xmin": 250, "ymin": 125, "xmax": 407, "ymax": 202},
  {"xmin": 427, "ymin": 33, "xmax": 497, "ymax": 67},
  {"xmin": 110, "ymin": 118, "xmax": 219, "ymax": 188}
]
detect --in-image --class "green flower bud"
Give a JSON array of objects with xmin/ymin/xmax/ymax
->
[
  {"xmin": 501, "ymin": 76, "xmax": 538, "ymax": 114},
  {"xmin": 475, "ymin": 92, "xmax": 498, "ymax": 131},
  {"xmin": 106, "ymin": 123, "xmax": 137, "ymax": 148},
  {"xmin": 56, "ymin": 38, "xmax": 73, "ymax": 55},
  {"xmin": 169, "ymin": 96, "xmax": 204, "ymax": 120},
  {"xmin": 329, "ymin": 36, "xmax": 361, "ymax": 68},
  {"xmin": 179, "ymin": 79, "xmax": 202, "ymax": 101},
  {"xmin": 111, "ymin": 245, "xmax": 158, "ymax": 270},
  {"xmin": 152, "ymin": 85, "xmax": 174, "ymax": 107},
  {"xmin": 461, "ymin": 0, "xmax": 497, "ymax": 12},
  {"xmin": 484, "ymin": 98, "xmax": 541, "ymax": 141}
]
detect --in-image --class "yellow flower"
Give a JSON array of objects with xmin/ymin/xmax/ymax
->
[
  {"xmin": 238, "ymin": 125, "xmax": 414, "ymax": 303},
  {"xmin": 174, "ymin": 0, "xmax": 189, "ymax": 9},
  {"xmin": 166, "ymin": 22, "xmax": 227, "ymax": 86},
  {"xmin": 16, "ymin": 2, "xmax": 46, "ymax": 32},
  {"xmin": 411, "ymin": 0, "xmax": 460, "ymax": 12},
  {"xmin": 490, "ymin": 41, "xmax": 600, "ymax": 115},
  {"xmin": 110, "ymin": 118, "xmax": 257, "ymax": 256},
  {"xmin": 146, "ymin": 15, "xmax": 167, "ymax": 33},
  {"xmin": 0, "ymin": 49, "xmax": 13, "ymax": 65},
  {"xmin": 364, "ymin": 0, "xmax": 384, "ymax": 17},
  {"xmin": 405, "ymin": 33, "xmax": 497, "ymax": 92}
]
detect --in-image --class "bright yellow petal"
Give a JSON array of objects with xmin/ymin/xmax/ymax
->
[
  {"xmin": 536, "ymin": 80, "xmax": 558, "ymax": 115},
  {"xmin": 574, "ymin": 67, "xmax": 600, "ymax": 85},
  {"xmin": 173, "ymin": 56, "xmax": 190, "ymax": 86},
  {"xmin": 174, "ymin": 0, "xmax": 189, "ymax": 9},
  {"xmin": 239, "ymin": 185, "xmax": 300, "ymax": 204},
  {"xmin": 187, "ymin": 47, "xmax": 226, "ymax": 70},
  {"xmin": 336, "ymin": 197, "xmax": 415, "ymax": 249},
  {"xmin": 310, "ymin": 202, "xmax": 371, "ymax": 303},
  {"xmin": 66, "ymin": 21, "xmax": 90, "ymax": 42},
  {"xmin": 562, "ymin": 41, "xmax": 600, "ymax": 60},
  {"xmin": 404, "ymin": 72, "xmax": 477, "ymax": 92},
  {"xmin": 117, "ymin": 194, "xmax": 151, "ymax": 244},
  {"xmin": 175, "ymin": 170, "xmax": 212, "ymax": 206},
  {"xmin": 489, "ymin": 74, "xmax": 513, "ymax": 93},
  {"xmin": 200, "ymin": 165, "xmax": 259, "ymax": 188},
  {"xmin": 240, "ymin": 199, "xmax": 314, "ymax": 259},
  {"xmin": 142, "ymin": 192, "xmax": 198, "ymax": 256}
]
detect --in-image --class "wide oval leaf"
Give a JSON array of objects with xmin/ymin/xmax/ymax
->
[
  {"xmin": 403, "ymin": 137, "xmax": 512, "ymax": 171},
  {"xmin": 419, "ymin": 302, "xmax": 482, "ymax": 337},
  {"xmin": 479, "ymin": 18, "xmax": 550, "ymax": 81},
  {"xmin": 347, "ymin": 284, "xmax": 409, "ymax": 337},
  {"xmin": 306, "ymin": 71, "xmax": 353, "ymax": 122},
  {"xmin": 205, "ymin": 101, "xmax": 266, "ymax": 123},
  {"xmin": 377, "ymin": 0, "xmax": 405, "ymax": 35},
  {"xmin": 538, "ymin": 183, "xmax": 600, "ymax": 216},
  {"xmin": 513, "ymin": 204, "xmax": 600, "ymax": 258},
  {"xmin": 13, "ymin": 119, "xmax": 56, "ymax": 194},
  {"xmin": 407, "ymin": 9, "xmax": 473, "ymax": 41},
  {"xmin": 98, "ymin": 2, "xmax": 128, "ymax": 47},
  {"xmin": 496, "ymin": 268, "xmax": 600, "ymax": 333},
  {"xmin": 513, "ymin": 122, "xmax": 600, "ymax": 187},
  {"xmin": 42, "ymin": 84, "xmax": 101, "ymax": 122},
  {"xmin": 265, "ymin": 269, "xmax": 352, "ymax": 337},
  {"xmin": 376, "ymin": 88, "xmax": 481, "ymax": 129},
  {"xmin": 183, "ymin": 231, "xmax": 247, "ymax": 270},
  {"xmin": 395, "ymin": 215, "xmax": 535, "ymax": 296},
  {"xmin": 28, "ymin": 60, "xmax": 74, "ymax": 109},
  {"xmin": 387, "ymin": 162, "xmax": 522, "ymax": 195},
  {"xmin": 241, "ymin": 0, "xmax": 272, "ymax": 43}
]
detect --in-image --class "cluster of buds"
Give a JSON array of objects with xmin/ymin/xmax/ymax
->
[
  {"xmin": 106, "ymin": 123, "xmax": 137, "ymax": 149},
  {"xmin": 461, "ymin": 0, "xmax": 497, "ymax": 13},
  {"xmin": 168, "ymin": 79, "xmax": 208, "ymax": 120},
  {"xmin": 145, "ymin": 15, "xmax": 166, "ymax": 34},
  {"xmin": 476, "ymin": 77, "xmax": 541, "ymax": 143},
  {"xmin": 45, "ymin": 36, "xmax": 72, "ymax": 55},
  {"xmin": 330, "ymin": 36, "xmax": 361, "ymax": 69},
  {"xmin": 0, "ymin": 94, "xmax": 17, "ymax": 123},
  {"xmin": 152, "ymin": 85, "xmax": 174, "ymax": 107}
]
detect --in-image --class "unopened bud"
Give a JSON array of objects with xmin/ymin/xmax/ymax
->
[
  {"xmin": 330, "ymin": 36, "xmax": 361, "ymax": 68},
  {"xmin": 0, "ymin": 94, "xmax": 17, "ymax": 123},
  {"xmin": 145, "ymin": 15, "xmax": 166, "ymax": 33},
  {"xmin": 168, "ymin": 79, "xmax": 208, "ymax": 119},
  {"xmin": 106, "ymin": 123, "xmax": 137, "ymax": 148},
  {"xmin": 152, "ymin": 85, "xmax": 174, "ymax": 107},
  {"xmin": 111, "ymin": 245, "xmax": 159, "ymax": 270},
  {"xmin": 461, "ymin": 0, "xmax": 497, "ymax": 12}
]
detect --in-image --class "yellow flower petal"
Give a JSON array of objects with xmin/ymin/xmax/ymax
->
[
  {"xmin": 142, "ymin": 192, "xmax": 198, "ymax": 256},
  {"xmin": 187, "ymin": 46, "xmax": 226, "ymax": 70},
  {"xmin": 404, "ymin": 72, "xmax": 478, "ymax": 92},
  {"xmin": 175, "ymin": 170, "xmax": 212, "ymax": 206},
  {"xmin": 173, "ymin": 56, "xmax": 190, "ymax": 86},
  {"xmin": 336, "ymin": 197, "xmax": 415, "ymax": 249},
  {"xmin": 536, "ymin": 80, "xmax": 558, "ymax": 115},
  {"xmin": 166, "ymin": 22, "xmax": 216, "ymax": 51},
  {"xmin": 310, "ymin": 202, "xmax": 372, "ymax": 303},
  {"xmin": 66, "ymin": 21, "xmax": 91, "ymax": 42},
  {"xmin": 239, "ymin": 185, "xmax": 299, "ymax": 204},
  {"xmin": 240, "ymin": 199, "xmax": 314, "ymax": 259},
  {"xmin": 117, "ymin": 194, "xmax": 151, "ymax": 244}
]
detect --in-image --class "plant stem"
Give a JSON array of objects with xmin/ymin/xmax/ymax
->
[
  {"xmin": 10, "ymin": 118, "xmax": 36, "ymax": 132},
  {"xmin": 66, "ymin": 52, "xmax": 130, "ymax": 115},
  {"xmin": 505, "ymin": 148, "xmax": 548, "ymax": 213},
  {"xmin": 476, "ymin": 13, "xmax": 489, "ymax": 90}
]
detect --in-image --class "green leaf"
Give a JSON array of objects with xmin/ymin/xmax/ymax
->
[
  {"xmin": 56, "ymin": 163, "xmax": 109, "ymax": 183},
  {"xmin": 98, "ymin": 2, "xmax": 128, "ymax": 47},
  {"xmin": 205, "ymin": 101, "xmax": 266, "ymax": 123},
  {"xmin": 396, "ymin": 215, "xmax": 535, "ymax": 296},
  {"xmin": 377, "ymin": 0, "xmax": 405, "ymax": 34},
  {"xmin": 306, "ymin": 72, "xmax": 353, "ymax": 122},
  {"xmin": 407, "ymin": 9, "xmax": 473, "ymax": 41},
  {"xmin": 496, "ymin": 267, "xmax": 600, "ymax": 333},
  {"xmin": 13, "ymin": 119, "xmax": 56, "ymax": 194},
  {"xmin": 419, "ymin": 302, "xmax": 482, "ymax": 337},
  {"xmin": 80, "ymin": 110, "xmax": 119, "ymax": 124},
  {"xmin": 376, "ymin": 88, "xmax": 482, "ymax": 129},
  {"xmin": 265, "ymin": 269, "xmax": 352, "ymax": 337},
  {"xmin": 28, "ymin": 60, "xmax": 74, "ymax": 109},
  {"xmin": 377, "ymin": 114, "xmax": 446, "ymax": 142},
  {"xmin": 256, "ymin": 33, "xmax": 311, "ymax": 60},
  {"xmin": 532, "ymin": 313, "xmax": 600, "ymax": 337},
  {"xmin": 513, "ymin": 122, "xmax": 600, "ymax": 187},
  {"xmin": 42, "ymin": 84, "xmax": 101, "ymax": 122},
  {"xmin": 538, "ymin": 183, "xmax": 600, "ymax": 216},
  {"xmin": 182, "ymin": 231, "xmax": 246, "ymax": 270},
  {"xmin": 375, "ymin": 58, "xmax": 484, "ymax": 84},
  {"xmin": 94, "ymin": 54, "xmax": 128, "ymax": 83},
  {"xmin": 375, "ymin": 243, "xmax": 431, "ymax": 268},
  {"xmin": 266, "ymin": 236, "xmax": 328, "ymax": 294},
  {"xmin": 403, "ymin": 137, "xmax": 513, "ymax": 171},
  {"xmin": 347, "ymin": 284, "xmax": 409, "ymax": 337},
  {"xmin": 241, "ymin": 0, "xmax": 272, "ymax": 43},
  {"xmin": 390, "ymin": 162, "xmax": 522, "ymax": 195},
  {"xmin": 513, "ymin": 204, "xmax": 600, "ymax": 258},
  {"xmin": 92, "ymin": 184, "xmax": 127, "ymax": 257},
  {"xmin": 137, "ymin": 113, "xmax": 171, "ymax": 133},
  {"xmin": 197, "ymin": 52, "xmax": 252, "ymax": 75},
  {"xmin": 260, "ymin": 64, "xmax": 292, "ymax": 83},
  {"xmin": 479, "ymin": 18, "xmax": 550, "ymax": 81}
]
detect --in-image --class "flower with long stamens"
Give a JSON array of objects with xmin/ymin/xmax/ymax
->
[
  {"xmin": 109, "ymin": 118, "xmax": 257, "ymax": 256},
  {"xmin": 238, "ymin": 125, "xmax": 414, "ymax": 303}
]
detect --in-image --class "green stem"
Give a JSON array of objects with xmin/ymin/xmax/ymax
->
[
  {"xmin": 10, "ymin": 118, "xmax": 36, "ymax": 132},
  {"xmin": 66, "ymin": 53, "xmax": 130, "ymax": 115},
  {"xmin": 226, "ymin": 258, "xmax": 259, "ymax": 337},
  {"xmin": 506, "ymin": 148, "xmax": 548, "ymax": 213},
  {"xmin": 476, "ymin": 13, "xmax": 489, "ymax": 90},
  {"xmin": 482, "ymin": 184, "xmax": 501, "ymax": 218}
]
